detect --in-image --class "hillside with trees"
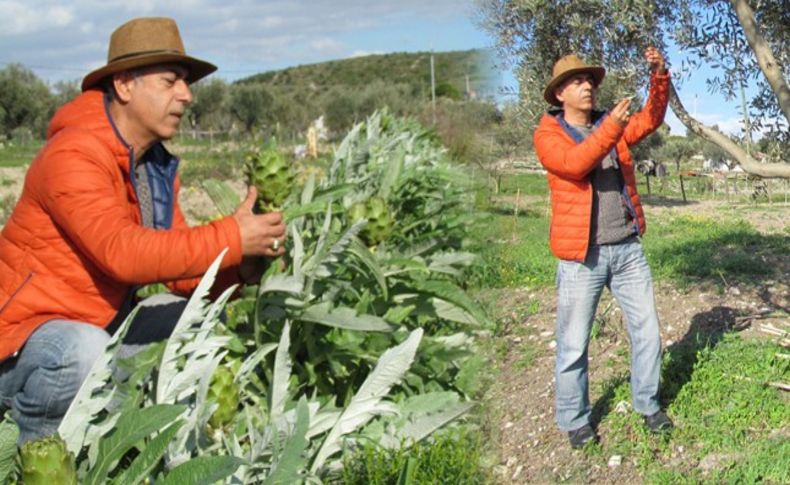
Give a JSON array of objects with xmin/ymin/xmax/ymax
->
[{"xmin": 0, "ymin": 49, "xmax": 504, "ymax": 165}]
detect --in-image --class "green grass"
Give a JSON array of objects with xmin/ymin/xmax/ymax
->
[
  {"xmin": 472, "ymin": 170, "xmax": 788, "ymax": 290},
  {"xmin": 470, "ymin": 211, "xmax": 555, "ymax": 288},
  {"xmin": 496, "ymin": 173, "xmax": 550, "ymax": 197},
  {"xmin": 642, "ymin": 214, "xmax": 788, "ymax": 287},
  {"xmin": 586, "ymin": 334, "xmax": 790, "ymax": 484},
  {"xmin": 0, "ymin": 140, "xmax": 42, "ymax": 167},
  {"xmin": 338, "ymin": 427, "xmax": 491, "ymax": 484}
]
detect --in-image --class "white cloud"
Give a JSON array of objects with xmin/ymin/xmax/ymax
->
[
  {"xmin": 0, "ymin": 0, "xmax": 479, "ymax": 82},
  {"xmin": 0, "ymin": 2, "xmax": 74, "ymax": 35},
  {"xmin": 309, "ymin": 38, "xmax": 345, "ymax": 55},
  {"xmin": 349, "ymin": 50, "xmax": 385, "ymax": 58}
]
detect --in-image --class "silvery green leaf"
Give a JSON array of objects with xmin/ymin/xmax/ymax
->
[
  {"xmin": 387, "ymin": 401, "xmax": 474, "ymax": 448},
  {"xmin": 427, "ymin": 252, "xmax": 477, "ymax": 276},
  {"xmin": 303, "ymin": 219, "xmax": 364, "ymax": 277},
  {"xmin": 378, "ymin": 145, "xmax": 405, "ymax": 200},
  {"xmin": 307, "ymin": 409, "xmax": 342, "ymax": 440},
  {"xmin": 158, "ymin": 456, "xmax": 245, "ymax": 485},
  {"xmin": 0, "ymin": 418, "xmax": 19, "ymax": 482},
  {"xmin": 411, "ymin": 279, "xmax": 489, "ymax": 327},
  {"xmin": 264, "ymin": 397, "xmax": 310, "ymax": 485},
  {"xmin": 301, "ymin": 302, "xmax": 392, "ymax": 332},
  {"xmin": 310, "ymin": 328, "xmax": 423, "ymax": 472},
  {"xmin": 236, "ymin": 343, "xmax": 278, "ymax": 383},
  {"xmin": 291, "ymin": 225, "xmax": 304, "ymax": 280},
  {"xmin": 270, "ymin": 321, "xmax": 292, "ymax": 421},
  {"xmin": 86, "ymin": 413, "xmax": 121, "ymax": 467},
  {"xmin": 111, "ymin": 420, "xmax": 183, "ymax": 485},
  {"xmin": 258, "ymin": 274, "xmax": 305, "ymax": 296},
  {"xmin": 301, "ymin": 171, "xmax": 315, "ymax": 205},
  {"xmin": 433, "ymin": 298, "xmax": 480, "ymax": 326},
  {"xmin": 202, "ymin": 178, "xmax": 241, "ymax": 216},
  {"xmin": 382, "ymin": 257, "xmax": 428, "ymax": 277},
  {"xmin": 430, "ymin": 332, "xmax": 474, "ymax": 348},
  {"xmin": 383, "ymin": 305, "xmax": 416, "ymax": 325},
  {"xmin": 85, "ymin": 404, "xmax": 186, "ymax": 485},
  {"xmin": 59, "ymin": 305, "xmax": 140, "ymax": 455},
  {"xmin": 157, "ymin": 249, "xmax": 228, "ymax": 403},
  {"xmin": 347, "ymin": 238, "xmax": 388, "ymax": 299}
]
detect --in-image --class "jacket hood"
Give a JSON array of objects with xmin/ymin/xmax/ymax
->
[{"xmin": 46, "ymin": 89, "xmax": 131, "ymax": 169}]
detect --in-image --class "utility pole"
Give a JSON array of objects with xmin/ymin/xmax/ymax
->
[
  {"xmin": 466, "ymin": 74, "xmax": 470, "ymax": 98},
  {"xmin": 430, "ymin": 53, "xmax": 436, "ymax": 124}
]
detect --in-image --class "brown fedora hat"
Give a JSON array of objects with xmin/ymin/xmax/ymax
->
[
  {"xmin": 543, "ymin": 54, "xmax": 605, "ymax": 107},
  {"xmin": 81, "ymin": 17, "xmax": 217, "ymax": 91}
]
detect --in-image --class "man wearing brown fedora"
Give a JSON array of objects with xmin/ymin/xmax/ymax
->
[
  {"xmin": 0, "ymin": 17, "xmax": 286, "ymax": 444},
  {"xmin": 533, "ymin": 47, "xmax": 673, "ymax": 449}
]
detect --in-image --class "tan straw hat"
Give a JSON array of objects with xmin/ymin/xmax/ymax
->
[
  {"xmin": 81, "ymin": 17, "xmax": 217, "ymax": 91},
  {"xmin": 543, "ymin": 54, "xmax": 605, "ymax": 107}
]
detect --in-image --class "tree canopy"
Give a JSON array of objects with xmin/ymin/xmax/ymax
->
[{"xmin": 477, "ymin": 0, "xmax": 789, "ymax": 177}]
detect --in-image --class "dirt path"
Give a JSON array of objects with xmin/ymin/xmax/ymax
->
[{"xmin": 484, "ymin": 202, "xmax": 789, "ymax": 484}]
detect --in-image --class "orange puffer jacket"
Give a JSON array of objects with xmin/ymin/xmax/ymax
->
[
  {"xmin": 0, "ymin": 90, "xmax": 243, "ymax": 361},
  {"xmin": 534, "ymin": 71, "xmax": 670, "ymax": 261}
]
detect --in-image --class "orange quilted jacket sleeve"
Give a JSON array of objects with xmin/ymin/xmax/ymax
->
[
  {"xmin": 34, "ymin": 139, "xmax": 243, "ymax": 286},
  {"xmin": 623, "ymin": 71, "xmax": 671, "ymax": 146},
  {"xmin": 534, "ymin": 115, "xmax": 624, "ymax": 180},
  {"xmin": 165, "ymin": 179, "xmax": 243, "ymax": 296}
]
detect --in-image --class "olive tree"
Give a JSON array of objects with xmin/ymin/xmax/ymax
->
[
  {"xmin": 0, "ymin": 64, "xmax": 54, "ymax": 139},
  {"xmin": 476, "ymin": 0, "xmax": 790, "ymax": 177},
  {"xmin": 188, "ymin": 78, "xmax": 230, "ymax": 131},
  {"xmin": 229, "ymin": 83, "xmax": 275, "ymax": 134}
]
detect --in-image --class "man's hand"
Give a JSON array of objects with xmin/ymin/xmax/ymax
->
[
  {"xmin": 645, "ymin": 46, "xmax": 666, "ymax": 73},
  {"xmin": 233, "ymin": 186, "xmax": 287, "ymax": 258},
  {"xmin": 610, "ymin": 97, "xmax": 632, "ymax": 127}
]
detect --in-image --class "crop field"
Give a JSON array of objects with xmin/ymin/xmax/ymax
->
[
  {"xmin": 0, "ymin": 118, "xmax": 788, "ymax": 484},
  {"xmin": 482, "ymin": 173, "xmax": 789, "ymax": 483}
]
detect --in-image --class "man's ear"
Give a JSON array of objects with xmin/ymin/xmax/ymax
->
[
  {"xmin": 111, "ymin": 71, "xmax": 136, "ymax": 103},
  {"xmin": 554, "ymin": 86, "xmax": 565, "ymax": 104}
]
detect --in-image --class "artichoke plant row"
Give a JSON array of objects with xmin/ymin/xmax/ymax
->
[{"xmin": 0, "ymin": 110, "xmax": 488, "ymax": 484}]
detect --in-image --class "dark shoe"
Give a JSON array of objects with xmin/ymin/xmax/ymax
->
[
  {"xmin": 568, "ymin": 424, "xmax": 598, "ymax": 449},
  {"xmin": 644, "ymin": 410, "xmax": 673, "ymax": 433}
]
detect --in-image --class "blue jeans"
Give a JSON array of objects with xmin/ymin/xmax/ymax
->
[
  {"xmin": 0, "ymin": 293, "xmax": 185, "ymax": 444},
  {"xmin": 555, "ymin": 237, "xmax": 662, "ymax": 431}
]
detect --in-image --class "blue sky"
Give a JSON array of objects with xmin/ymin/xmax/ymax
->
[{"xmin": 0, "ymin": 0, "xmax": 757, "ymax": 137}]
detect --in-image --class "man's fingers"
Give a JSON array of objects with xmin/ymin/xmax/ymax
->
[
  {"xmin": 258, "ymin": 211, "xmax": 284, "ymax": 225},
  {"xmin": 236, "ymin": 186, "xmax": 257, "ymax": 214}
]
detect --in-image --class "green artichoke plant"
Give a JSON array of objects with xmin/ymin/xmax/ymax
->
[
  {"xmin": 20, "ymin": 434, "xmax": 77, "ymax": 485},
  {"xmin": 207, "ymin": 363, "xmax": 240, "ymax": 429},
  {"xmin": 349, "ymin": 196, "xmax": 394, "ymax": 246},
  {"xmin": 246, "ymin": 139, "xmax": 295, "ymax": 212}
]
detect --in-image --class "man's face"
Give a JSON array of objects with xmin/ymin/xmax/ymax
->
[
  {"xmin": 555, "ymin": 73, "xmax": 596, "ymax": 112},
  {"xmin": 120, "ymin": 64, "xmax": 192, "ymax": 142}
]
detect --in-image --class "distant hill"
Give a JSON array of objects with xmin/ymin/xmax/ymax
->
[{"xmin": 236, "ymin": 49, "xmax": 497, "ymax": 100}]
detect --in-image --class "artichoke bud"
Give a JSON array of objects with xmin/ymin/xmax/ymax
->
[
  {"xmin": 208, "ymin": 363, "xmax": 240, "ymax": 429},
  {"xmin": 349, "ymin": 197, "xmax": 393, "ymax": 246},
  {"xmin": 20, "ymin": 434, "xmax": 78, "ymax": 485},
  {"xmin": 247, "ymin": 139, "xmax": 295, "ymax": 212}
]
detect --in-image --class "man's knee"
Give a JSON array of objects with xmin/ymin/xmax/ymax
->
[
  {"xmin": 10, "ymin": 322, "xmax": 110, "ymax": 435},
  {"xmin": 36, "ymin": 323, "xmax": 110, "ymax": 400}
]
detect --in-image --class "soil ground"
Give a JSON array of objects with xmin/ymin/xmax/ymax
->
[{"xmin": 483, "ymin": 197, "xmax": 789, "ymax": 484}]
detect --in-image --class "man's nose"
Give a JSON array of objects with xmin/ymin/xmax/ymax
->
[{"xmin": 177, "ymin": 79, "xmax": 193, "ymax": 104}]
